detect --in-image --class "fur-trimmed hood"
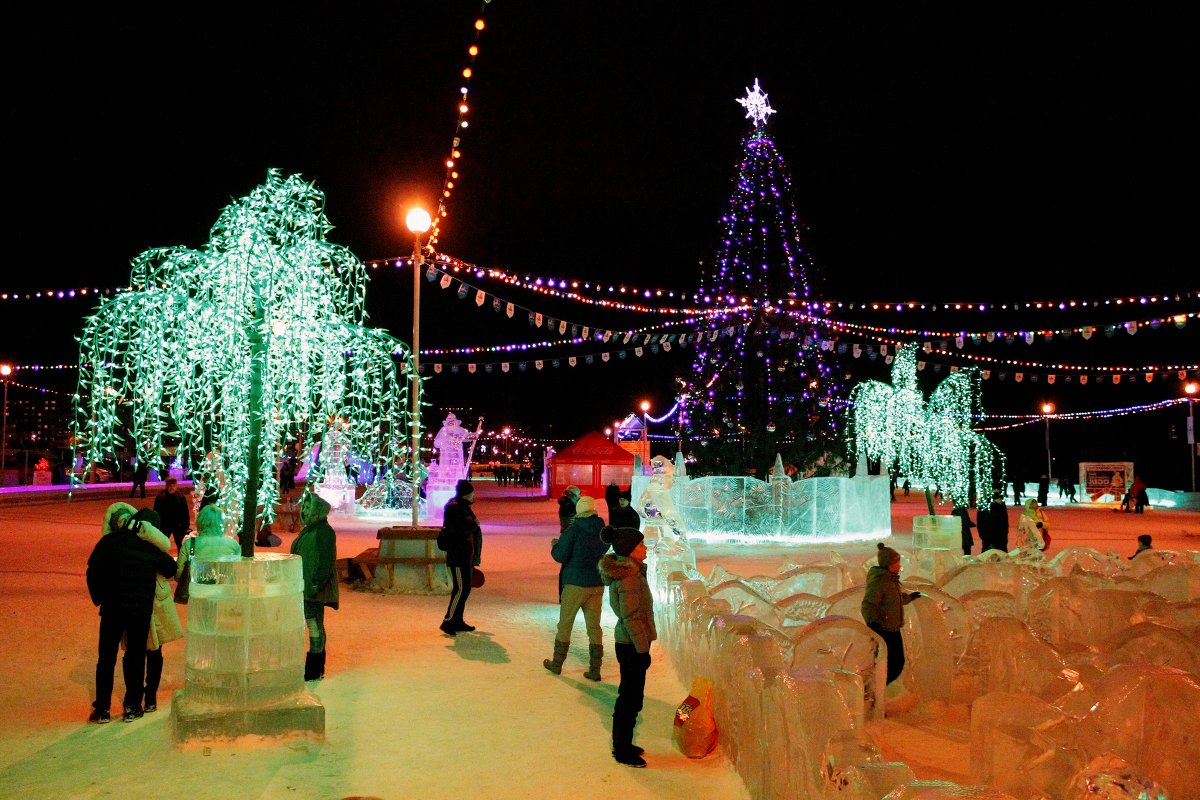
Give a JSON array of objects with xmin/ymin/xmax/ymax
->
[{"xmin": 599, "ymin": 553, "xmax": 642, "ymax": 585}]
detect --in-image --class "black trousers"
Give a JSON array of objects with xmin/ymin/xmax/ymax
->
[
  {"xmin": 145, "ymin": 648, "xmax": 163, "ymax": 702},
  {"xmin": 613, "ymin": 642, "xmax": 651, "ymax": 752},
  {"xmin": 95, "ymin": 609, "xmax": 151, "ymax": 711},
  {"xmin": 868, "ymin": 623, "xmax": 905, "ymax": 684},
  {"xmin": 444, "ymin": 565, "xmax": 473, "ymax": 625}
]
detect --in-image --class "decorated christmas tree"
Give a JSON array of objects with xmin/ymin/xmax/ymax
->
[{"xmin": 680, "ymin": 80, "xmax": 840, "ymax": 475}]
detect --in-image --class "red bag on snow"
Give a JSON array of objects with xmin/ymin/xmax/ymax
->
[{"xmin": 673, "ymin": 676, "xmax": 717, "ymax": 758}]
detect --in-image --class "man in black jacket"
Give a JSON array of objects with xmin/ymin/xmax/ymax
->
[
  {"xmin": 976, "ymin": 490, "xmax": 1010, "ymax": 553},
  {"xmin": 439, "ymin": 480, "xmax": 483, "ymax": 636},
  {"xmin": 153, "ymin": 477, "xmax": 191, "ymax": 550},
  {"xmin": 86, "ymin": 511, "xmax": 178, "ymax": 723}
]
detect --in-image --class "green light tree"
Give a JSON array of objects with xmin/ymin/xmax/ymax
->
[
  {"xmin": 850, "ymin": 343, "xmax": 1003, "ymax": 506},
  {"xmin": 74, "ymin": 171, "xmax": 420, "ymax": 554}
]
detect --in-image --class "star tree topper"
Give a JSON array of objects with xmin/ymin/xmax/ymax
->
[{"xmin": 737, "ymin": 78, "xmax": 776, "ymax": 127}]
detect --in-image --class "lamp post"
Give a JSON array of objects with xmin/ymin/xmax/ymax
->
[
  {"xmin": 406, "ymin": 207, "xmax": 432, "ymax": 528},
  {"xmin": 640, "ymin": 401, "xmax": 650, "ymax": 462},
  {"xmin": 1040, "ymin": 402, "xmax": 1055, "ymax": 483},
  {"xmin": 1186, "ymin": 382, "xmax": 1198, "ymax": 493},
  {"xmin": 0, "ymin": 364, "xmax": 10, "ymax": 483}
]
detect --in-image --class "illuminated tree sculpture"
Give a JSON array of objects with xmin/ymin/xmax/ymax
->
[
  {"xmin": 74, "ymin": 171, "xmax": 420, "ymax": 554},
  {"xmin": 850, "ymin": 343, "xmax": 1003, "ymax": 505},
  {"xmin": 680, "ymin": 79, "xmax": 841, "ymax": 475}
]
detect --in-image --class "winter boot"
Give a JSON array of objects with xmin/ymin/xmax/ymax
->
[
  {"xmin": 542, "ymin": 640, "xmax": 570, "ymax": 675},
  {"xmin": 583, "ymin": 644, "xmax": 603, "ymax": 681},
  {"xmin": 304, "ymin": 652, "xmax": 324, "ymax": 681}
]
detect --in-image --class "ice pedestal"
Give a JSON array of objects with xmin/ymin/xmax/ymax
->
[
  {"xmin": 910, "ymin": 516, "xmax": 963, "ymax": 582},
  {"xmin": 171, "ymin": 553, "xmax": 323, "ymax": 741}
]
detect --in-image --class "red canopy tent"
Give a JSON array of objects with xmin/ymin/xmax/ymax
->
[{"xmin": 546, "ymin": 431, "xmax": 635, "ymax": 500}]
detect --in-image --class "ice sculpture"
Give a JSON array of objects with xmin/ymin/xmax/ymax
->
[
  {"xmin": 1026, "ymin": 577, "xmax": 1162, "ymax": 649},
  {"xmin": 969, "ymin": 692, "xmax": 1079, "ymax": 799},
  {"xmin": 1066, "ymin": 754, "xmax": 1171, "ymax": 800},
  {"xmin": 710, "ymin": 580, "xmax": 784, "ymax": 629},
  {"xmin": 1097, "ymin": 620, "xmax": 1200, "ymax": 675},
  {"xmin": 1046, "ymin": 546, "xmax": 1123, "ymax": 578},
  {"xmin": 900, "ymin": 594, "xmax": 956, "ymax": 702},
  {"xmin": 1057, "ymin": 664, "xmax": 1200, "ymax": 799},
  {"xmin": 880, "ymin": 781, "xmax": 1020, "ymax": 799},
  {"xmin": 937, "ymin": 561, "xmax": 1048, "ymax": 617},
  {"xmin": 1125, "ymin": 548, "xmax": 1183, "ymax": 577},
  {"xmin": 1140, "ymin": 562, "xmax": 1200, "ymax": 602},
  {"xmin": 632, "ymin": 470, "xmax": 890, "ymax": 544},
  {"xmin": 424, "ymin": 413, "xmax": 481, "ymax": 520},
  {"xmin": 313, "ymin": 423, "xmax": 356, "ymax": 514},
  {"xmin": 957, "ymin": 590, "xmax": 1016, "ymax": 667},
  {"xmin": 774, "ymin": 592, "xmax": 832, "ymax": 627},
  {"xmin": 171, "ymin": 553, "xmax": 323, "ymax": 740},
  {"xmin": 788, "ymin": 616, "xmax": 887, "ymax": 722},
  {"xmin": 971, "ymin": 618, "xmax": 1077, "ymax": 700}
]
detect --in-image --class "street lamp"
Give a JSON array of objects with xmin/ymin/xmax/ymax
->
[
  {"xmin": 406, "ymin": 207, "xmax": 432, "ymax": 528},
  {"xmin": 1040, "ymin": 402, "xmax": 1055, "ymax": 484},
  {"xmin": 0, "ymin": 364, "xmax": 10, "ymax": 483},
  {"xmin": 1186, "ymin": 382, "xmax": 1198, "ymax": 493},
  {"xmin": 640, "ymin": 400, "xmax": 651, "ymax": 461}
]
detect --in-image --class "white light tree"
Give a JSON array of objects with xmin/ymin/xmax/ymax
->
[
  {"xmin": 850, "ymin": 343, "xmax": 1003, "ymax": 506},
  {"xmin": 74, "ymin": 171, "xmax": 420, "ymax": 554}
]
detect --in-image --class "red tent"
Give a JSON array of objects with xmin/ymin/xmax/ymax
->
[{"xmin": 546, "ymin": 431, "xmax": 635, "ymax": 500}]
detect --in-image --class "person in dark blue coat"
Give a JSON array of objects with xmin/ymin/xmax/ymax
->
[
  {"xmin": 544, "ymin": 495, "xmax": 609, "ymax": 680},
  {"xmin": 86, "ymin": 505, "xmax": 178, "ymax": 723},
  {"xmin": 608, "ymin": 489, "xmax": 641, "ymax": 530}
]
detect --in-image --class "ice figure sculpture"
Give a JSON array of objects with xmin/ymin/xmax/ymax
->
[
  {"xmin": 424, "ymin": 413, "xmax": 480, "ymax": 520},
  {"xmin": 1125, "ymin": 549, "xmax": 1184, "ymax": 577},
  {"xmin": 314, "ymin": 423, "xmax": 355, "ymax": 514},
  {"xmin": 171, "ymin": 553, "xmax": 322, "ymax": 740},
  {"xmin": 632, "ymin": 469, "xmax": 890, "ymax": 544},
  {"xmin": 1057, "ymin": 664, "xmax": 1200, "ymax": 799}
]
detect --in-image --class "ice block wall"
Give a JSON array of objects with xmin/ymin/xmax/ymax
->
[
  {"xmin": 172, "ymin": 553, "xmax": 323, "ymax": 740},
  {"xmin": 648, "ymin": 535, "xmax": 1200, "ymax": 800}
]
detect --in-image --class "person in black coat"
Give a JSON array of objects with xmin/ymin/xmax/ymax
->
[
  {"xmin": 975, "ymin": 490, "xmax": 1010, "ymax": 553},
  {"xmin": 129, "ymin": 460, "xmax": 150, "ymax": 498},
  {"xmin": 152, "ymin": 477, "xmax": 191, "ymax": 550},
  {"xmin": 951, "ymin": 505, "xmax": 976, "ymax": 556},
  {"xmin": 608, "ymin": 489, "xmax": 641, "ymax": 530},
  {"xmin": 86, "ymin": 508, "xmax": 178, "ymax": 723},
  {"xmin": 439, "ymin": 480, "xmax": 483, "ymax": 636}
]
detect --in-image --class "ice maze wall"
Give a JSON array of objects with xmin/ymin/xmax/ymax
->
[
  {"xmin": 649, "ymin": 538, "xmax": 1200, "ymax": 799},
  {"xmin": 633, "ymin": 473, "xmax": 891, "ymax": 544}
]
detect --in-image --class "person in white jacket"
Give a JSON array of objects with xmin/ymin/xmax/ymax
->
[{"xmin": 1015, "ymin": 499, "xmax": 1048, "ymax": 552}]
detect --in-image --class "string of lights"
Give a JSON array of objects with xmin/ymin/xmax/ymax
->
[
  {"xmin": 424, "ymin": 5, "xmax": 491, "ymax": 251},
  {"xmin": 1, "ymin": 287, "xmax": 123, "ymax": 302},
  {"xmin": 802, "ymin": 311, "xmax": 1194, "ymax": 342}
]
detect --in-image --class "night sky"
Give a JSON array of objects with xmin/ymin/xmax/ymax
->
[{"xmin": 6, "ymin": 3, "xmax": 1197, "ymax": 485}]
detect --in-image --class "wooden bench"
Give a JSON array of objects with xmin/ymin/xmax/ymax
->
[{"xmin": 352, "ymin": 526, "xmax": 444, "ymax": 591}]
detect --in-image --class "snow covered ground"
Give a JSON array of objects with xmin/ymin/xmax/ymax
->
[{"xmin": 0, "ymin": 485, "xmax": 1196, "ymax": 799}]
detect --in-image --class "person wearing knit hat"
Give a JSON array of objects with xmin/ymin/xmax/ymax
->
[
  {"xmin": 608, "ymin": 488, "xmax": 641, "ymax": 531},
  {"xmin": 290, "ymin": 492, "xmax": 338, "ymax": 680},
  {"xmin": 439, "ymin": 480, "xmax": 483, "ymax": 636},
  {"xmin": 544, "ymin": 494, "xmax": 608, "ymax": 680},
  {"xmin": 86, "ymin": 502, "xmax": 178, "ymax": 723},
  {"xmin": 861, "ymin": 543, "xmax": 920, "ymax": 686},
  {"xmin": 599, "ymin": 526, "xmax": 654, "ymax": 767}
]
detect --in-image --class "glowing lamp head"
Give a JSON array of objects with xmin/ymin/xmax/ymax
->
[
  {"xmin": 405, "ymin": 208, "xmax": 432, "ymax": 234},
  {"xmin": 1041, "ymin": 402, "xmax": 1055, "ymax": 415},
  {"xmin": 0, "ymin": 364, "xmax": 10, "ymax": 377},
  {"xmin": 640, "ymin": 401, "xmax": 651, "ymax": 413},
  {"xmin": 1186, "ymin": 382, "xmax": 1199, "ymax": 396}
]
